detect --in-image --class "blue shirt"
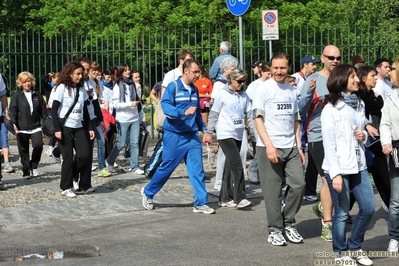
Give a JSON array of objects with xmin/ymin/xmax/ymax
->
[{"xmin": 209, "ymin": 52, "xmax": 240, "ymax": 80}]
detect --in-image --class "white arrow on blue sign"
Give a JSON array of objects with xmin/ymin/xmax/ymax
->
[{"xmin": 226, "ymin": 0, "xmax": 251, "ymax": 16}]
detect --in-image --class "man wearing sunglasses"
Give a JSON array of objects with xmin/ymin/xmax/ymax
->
[
  {"xmin": 142, "ymin": 59, "xmax": 215, "ymax": 215},
  {"xmin": 298, "ymin": 45, "xmax": 341, "ymax": 242}
]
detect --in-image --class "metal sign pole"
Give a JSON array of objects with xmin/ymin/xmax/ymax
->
[
  {"xmin": 269, "ymin": 40, "xmax": 273, "ymax": 60},
  {"xmin": 239, "ymin": 16, "xmax": 244, "ymax": 68}
]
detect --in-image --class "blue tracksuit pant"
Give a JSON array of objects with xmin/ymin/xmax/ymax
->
[{"xmin": 144, "ymin": 130, "xmax": 208, "ymax": 206}]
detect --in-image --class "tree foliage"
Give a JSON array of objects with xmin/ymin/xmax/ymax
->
[{"xmin": 0, "ymin": 0, "xmax": 396, "ymax": 38}]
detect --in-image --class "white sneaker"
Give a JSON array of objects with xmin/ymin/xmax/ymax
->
[
  {"xmin": 218, "ymin": 200, "xmax": 237, "ymax": 208},
  {"xmin": 3, "ymin": 162, "xmax": 14, "ymax": 173},
  {"xmin": 352, "ymin": 249, "xmax": 372, "ymax": 266},
  {"xmin": 193, "ymin": 205, "xmax": 216, "ymax": 214},
  {"xmin": 61, "ymin": 189, "xmax": 76, "ymax": 198},
  {"xmin": 236, "ymin": 199, "xmax": 252, "ymax": 209},
  {"xmin": 268, "ymin": 230, "xmax": 287, "ymax": 246},
  {"xmin": 141, "ymin": 187, "xmax": 154, "ymax": 210},
  {"xmin": 123, "ymin": 167, "xmax": 132, "ymax": 173},
  {"xmin": 388, "ymin": 239, "xmax": 399, "ymax": 252},
  {"xmin": 22, "ymin": 176, "xmax": 31, "ymax": 179},
  {"xmin": 105, "ymin": 160, "xmax": 116, "ymax": 173},
  {"xmin": 303, "ymin": 195, "xmax": 318, "ymax": 202},
  {"xmin": 32, "ymin": 169, "xmax": 39, "ymax": 177},
  {"xmin": 133, "ymin": 169, "xmax": 144, "ymax": 175},
  {"xmin": 284, "ymin": 225, "xmax": 304, "ymax": 243},
  {"xmin": 46, "ymin": 147, "xmax": 53, "ymax": 156},
  {"xmin": 73, "ymin": 181, "xmax": 79, "ymax": 191},
  {"xmin": 91, "ymin": 165, "xmax": 98, "ymax": 171}
]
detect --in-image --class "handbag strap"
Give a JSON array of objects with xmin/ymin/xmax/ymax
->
[{"xmin": 63, "ymin": 88, "xmax": 80, "ymax": 121}]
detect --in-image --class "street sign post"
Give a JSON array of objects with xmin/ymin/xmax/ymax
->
[
  {"xmin": 226, "ymin": 0, "xmax": 251, "ymax": 69},
  {"xmin": 262, "ymin": 10, "xmax": 279, "ymax": 40},
  {"xmin": 262, "ymin": 10, "xmax": 279, "ymax": 60}
]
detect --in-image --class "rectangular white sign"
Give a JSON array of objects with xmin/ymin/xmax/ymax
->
[{"xmin": 262, "ymin": 10, "xmax": 279, "ymax": 40}]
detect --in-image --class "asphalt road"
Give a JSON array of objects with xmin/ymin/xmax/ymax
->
[{"xmin": 0, "ymin": 143, "xmax": 398, "ymax": 266}]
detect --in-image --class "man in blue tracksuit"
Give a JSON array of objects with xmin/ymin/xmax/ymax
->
[{"xmin": 141, "ymin": 59, "xmax": 215, "ymax": 214}]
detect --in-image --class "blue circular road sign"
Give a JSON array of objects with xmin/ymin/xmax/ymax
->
[{"xmin": 226, "ymin": 0, "xmax": 251, "ymax": 16}]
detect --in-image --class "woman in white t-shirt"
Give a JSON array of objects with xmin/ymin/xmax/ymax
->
[
  {"xmin": 105, "ymin": 63, "xmax": 145, "ymax": 175},
  {"xmin": 50, "ymin": 61, "xmax": 94, "ymax": 198},
  {"xmin": 9, "ymin": 72, "xmax": 47, "ymax": 179}
]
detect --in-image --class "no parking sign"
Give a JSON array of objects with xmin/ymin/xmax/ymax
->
[{"xmin": 262, "ymin": 10, "xmax": 279, "ymax": 40}]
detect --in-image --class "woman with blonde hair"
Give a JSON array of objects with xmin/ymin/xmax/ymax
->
[
  {"xmin": 203, "ymin": 68, "xmax": 255, "ymax": 209},
  {"xmin": 9, "ymin": 72, "xmax": 47, "ymax": 179}
]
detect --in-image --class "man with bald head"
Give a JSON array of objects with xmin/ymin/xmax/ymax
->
[{"xmin": 299, "ymin": 45, "xmax": 341, "ymax": 242}]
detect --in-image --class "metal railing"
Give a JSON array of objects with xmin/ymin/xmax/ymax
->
[{"xmin": 1, "ymin": 22, "xmax": 398, "ymax": 136}]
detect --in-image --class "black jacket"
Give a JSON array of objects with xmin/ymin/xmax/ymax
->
[
  {"xmin": 9, "ymin": 90, "xmax": 47, "ymax": 130},
  {"xmin": 41, "ymin": 74, "xmax": 53, "ymax": 102},
  {"xmin": 356, "ymin": 88, "xmax": 383, "ymax": 126}
]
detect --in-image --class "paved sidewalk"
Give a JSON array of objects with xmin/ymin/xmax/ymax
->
[{"xmin": 0, "ymin": 144, "xmax": 397, "ymax": 265}]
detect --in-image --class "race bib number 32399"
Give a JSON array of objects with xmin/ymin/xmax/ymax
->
[{"xmin": 273, "ymin": 101, "xmax": 294, "ymax": 115}]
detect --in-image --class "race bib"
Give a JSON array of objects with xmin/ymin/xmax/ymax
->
[
  {"xmin": 273, "ymin": 101, "xmax": 294, "ymax": 115},
  {"xmin": 232, "ymin": 118, "xmax": 244, "ymax": 129},
  {"xmin": 72, "ymin": 108, "xmax": 82, "ymax": 114}
]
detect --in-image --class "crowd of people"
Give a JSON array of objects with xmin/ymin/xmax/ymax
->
[{"xmin": 1, "ymin": 40, "xmax": 399, "ymax": 265}]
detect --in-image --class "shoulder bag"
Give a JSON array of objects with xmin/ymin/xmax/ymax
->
[{"xmin": 42, "ymin": 88, "xmax": 80, "ymax": 136}]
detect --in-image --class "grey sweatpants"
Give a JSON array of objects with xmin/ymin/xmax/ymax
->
[{"xmin": 257, "ymin": 146, "xmax": 305, "ymax": 232}]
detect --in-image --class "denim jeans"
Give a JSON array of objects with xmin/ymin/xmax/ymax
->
[
  {"xmin": 106, "ymin": 120, "xmax": 140, "ymax": 171},
  {"xmin": 388, "ymin": 157, "xmax": 399, "ymax": 240},
  {"xmin": 94, "ymin": 124, "xmax": 106, "ymax": 170},
  {"xmin": 326, "ymin": 170, "xmax": 375, "ymax": 254}
]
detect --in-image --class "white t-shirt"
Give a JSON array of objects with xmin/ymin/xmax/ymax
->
[
  {"xmin": 373, "ymin": 78, "xmax": 392, "ymax": 102},
  {"xmin": 53, "ymin": 84, "xmax": 88, "ymax": 128},
  {"xmin": 23, "ymin": 91, "xmax": 33, "ymax": 114},
  {"xmin": 246, "ymin": 79, "xmax": 262, "ymax": 101},
  {"xmin": 162, "ymin": 68, "xmax": 182, "ymax": 88},
  {"xmin": 83, "ymin": 80, "xmax": 97, "ymax": 120},
  {"xmin": 252, "ymin": 78, "xmax": 299, "ymax": 148},
  {"xmin": 212, "ymin": 88, "xmax": 252, "ymax": 141},
  {"xmin": 211, "ymin": 81, "xmax": 227, "ymax": 99},
  {"xmin": 112, "ymin": 82, "xmax": 142, "ymax": 123},
  {"xmin": 291, "ymin": 72, "xmax": 306, "ymax": 96}
]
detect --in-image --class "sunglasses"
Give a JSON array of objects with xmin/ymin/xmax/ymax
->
[
  {"xmin": 236, "ymin": 79, "xmax": 246, "ymax": 84},
  {"xmin": 323, "ymin": 55, "xmax": 341, "ymax": 61}
]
